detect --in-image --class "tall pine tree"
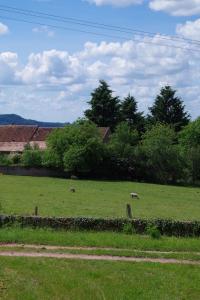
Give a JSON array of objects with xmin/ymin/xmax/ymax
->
[
  {"xmin": 149, "ymin": 86, "xmax": 190, "ymax": 131},
  {"xmin": 85, "ymin": 80, "xmax": 120, "ymax": 130},
  {"xmin": 120, "ymin": 94, "xmax": 145, "ymax": 132}
]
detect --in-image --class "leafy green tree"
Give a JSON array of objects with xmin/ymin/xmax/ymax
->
[
  {"xmin": 85, "ymin": 80, "xmax": 120, "ymax": 130},
  {"xmin": 109, "ymin": 122, "xmax": 139, "ymax": 174},
  {"xmin": 179, "ymin": 118, "xmax": 200, "ymax": 183},
  {"xmin": 120, "ymin": 94, "xmax": 145, "ymax": 132},
  {"xmin": 149, "ymin": 86, "xmax": 190, "ymax": 132},
  {"xmin": 142, "ymin": 123, "xmax": 183, "ymax": 183},
  {"xmin": 46, "ymin": 120, "xmax": 105, "ymax": 172}
]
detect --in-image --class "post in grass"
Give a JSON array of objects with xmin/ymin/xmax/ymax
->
[
  {"xmin": 126, "ymin": 204, "xmax": 132, "ymax": 219},
  {"xmin": 34, "ymin": 206, "xmax": 38, "ymax": 216}
]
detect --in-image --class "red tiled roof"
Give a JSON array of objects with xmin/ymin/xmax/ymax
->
[
  {"xmin": 32, "ymin": 128, "xmax": 53, "ymax": 141},
  {"xmin": 0, "ymin": 125, "xmax": 38, "ymax": 142}
]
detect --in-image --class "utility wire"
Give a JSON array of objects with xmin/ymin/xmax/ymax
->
[
  {"xmin": 1, "ymin": 14, "xmax": 200, "ymax": 54},
  {"xmin": 1, "ymin": 4, "xmax": 200, "ymax": 47}
]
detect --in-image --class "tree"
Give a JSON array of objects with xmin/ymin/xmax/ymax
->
[
  {"xmin": 179, "ymin": 118, "xmax": 200, "ymax": 183},
  {"xmin": 149, "ymin": 86, "xmax": 190, "ymax": 132},
  {"xmin": 108, "ymin": 122, "xmax": 139, "ymax": 175},
  {"xmin": 85, "ymin": 80, "xmax": 120, "ymax": 130},
  {"xmin": 120, "ymin": 94, "xmax": 145, "ymax": 132},
  {"xmin": 46, "ymin": 120, "xmax": 105, "ymax": 173},
  {"xmin": 141, "ymin": 123, "xmax": 183, "ymax": 183}
]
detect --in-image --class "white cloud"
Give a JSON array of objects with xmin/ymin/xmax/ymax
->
[
  {"xmin": 0, "ymin": 52, "xmax": 19, "ymax": 84},
  {"xmin": 86, "ymin": 0, "xmax": 200, "ymax": 16},
  {"xmin": 149, "ymin": 0, "xmax": 200, "ymax": 16},
  {"xmin": 176, "ymin": 19, "xmax": 200, "ymax": 40},
  {"xmin": 1, "ymin": 35, "xmax": 200, "ymax": 121},
  {"xmin": 33, "ymin": 26, "xmax": 55, "ymax": 37},
  {"xmin": 0, "ymin": 22, "xmax": 9, "ymax": 35},
  {"xmin": 85, "ymin": 0, "xmax": 143, "ymax": 7}
]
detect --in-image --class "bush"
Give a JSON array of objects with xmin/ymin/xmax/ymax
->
[
  {"xmin": 0, "ymin": 216, "xmax": 200, "ymax": 237},
  {"xmin": 22, "ymin": 149, "xmax": 43, "ymax": 167},
  {"xmin": 12, "ymin": 154, "xmax": 21, "ymax": 164},
  {"xmin": 0, "ymin": 154, "xmax": 12, "ymax": 166},
  {"xmin": 122, "ymin": 222, "xmax": 136, "ymax": 235},
  {"xmin": 146, "ymin": 225, "xmax": 161, "ymax": 239}
]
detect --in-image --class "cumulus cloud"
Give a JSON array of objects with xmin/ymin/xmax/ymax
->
[
  {"xmin": 149, "ymin": 0, "xmax": 200, "ymax": 16},
  {"xmin": 0, "ymin": 22, "xmax": 9, "ymax": 35},
  {"xmin": 176, "ymin": 19, "xmax": 200, "ymax": 40},
  {"xmin": 85, "ymin": 0, "xmax": 143, "ymax": 7},
  {"xmin": 86, "ymin": 0, "xmax": 200, "ymax": 16},
  {"xmin": 1, "ymin": 35, "xmax": 200, "ymax": 121}
]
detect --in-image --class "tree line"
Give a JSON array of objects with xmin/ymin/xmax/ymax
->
[{"xmin": 3, "ymin": 80, "xmax": 200, "ymax": 185}]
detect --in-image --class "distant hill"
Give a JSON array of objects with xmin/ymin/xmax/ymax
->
[{"xmin": 0, "ymin": 114, "xmax": 67, "ymax": 127}]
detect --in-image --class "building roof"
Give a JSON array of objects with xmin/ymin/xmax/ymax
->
[
  {"xmin": 0, "ymin": 125, "xmax": 111, "ymax": 153},
  {"xmin": 32, "ymin": 127, "xmax": 53, "ymax": 141},
  {"xmin": 0, "ymin": 125, "xmax": 38, "ymax": 142}
]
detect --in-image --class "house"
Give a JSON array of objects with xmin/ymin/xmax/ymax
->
[{"xmin": 0, "ymin": 125, "xmax": 111, "ymax": 154}]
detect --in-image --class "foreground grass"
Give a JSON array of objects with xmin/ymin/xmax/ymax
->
[
  {"xmin": 1, "ymin": 227, "xmax": 200, "ymax": 253},
  {"xmin": 1, "ymin": 257, "xmax": 200, "ymax": 300},
  {"xmin": 1, "ymin": 175, "xmax": 200, "ymax": 220}
]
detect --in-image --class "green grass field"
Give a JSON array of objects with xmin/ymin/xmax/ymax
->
[
  {"xmin": 0, "ymin": 175, "xmax": 200, "ymax": 220},
  {"xmin": 1, "ymin": 257, "xmax": 200, "ymax": 300},
  {"xmin": 1, "ymin": 228, "xmax": 200, "ymax": 299}
]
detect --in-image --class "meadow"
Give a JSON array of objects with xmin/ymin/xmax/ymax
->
[
  {"xmin": 1, "ymin": 256, "xmax": 200, "ymax": 300},
  {"xmin": 0, "ymin": 175, "xmax": 200, "ymax": 220}
]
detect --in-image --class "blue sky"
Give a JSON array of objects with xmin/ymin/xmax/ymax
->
[{"xmin": 0, "ymin": 0, "xmax": 200, "ymax": 122}]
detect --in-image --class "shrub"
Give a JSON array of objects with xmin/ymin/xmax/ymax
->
[
  {"xmin": 122, "ymin": 222, "xmax": 136, "ymax": 235},
  {"xmin": 0, "ymin": 216, "xmax": 200, "ymax": 237},
  {"xmin": 12, "ymin": 154, "xmax": 21, "ymax": 165},
  {"xmin": 22, "ymin": 149, "xmax": 43, "ymax": 167},
  {"xmin": 0, "ymin": 154, "xmax": 12, "ymax": 166},
  {"xmin": 146, "ymin": 225, "xmax": 161, "ymax": 239}
]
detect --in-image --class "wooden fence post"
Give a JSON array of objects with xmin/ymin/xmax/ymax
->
[
  {"xmin": 34, "ymin": 206, "xmax": 38, "ymax": 216},
  {"xmin": 126, "ymin": 204, "xmax": 132, "ymax": 219}
]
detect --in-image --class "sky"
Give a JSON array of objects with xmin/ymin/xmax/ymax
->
[{"xmin": 0, "ymin": 0, "xmax": 200, "ymax": 122}]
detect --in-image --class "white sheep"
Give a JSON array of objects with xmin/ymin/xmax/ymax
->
[{"xmin": 130, "ymin": 192, "xmax": 139, "ymax": 199}]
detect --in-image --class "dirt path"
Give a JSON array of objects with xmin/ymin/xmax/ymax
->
[
  {"xmin": 1, "ymin": 243, "xmax": 200, "ymax": 256},
  {"xmin": 0, "ymin": 250, "xmax": 200, "ymax": 265}
]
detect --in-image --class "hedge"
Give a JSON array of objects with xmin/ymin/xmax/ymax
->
[{"xmin": 0, "ymin": 215, "xmax": 200, "ymax": 237}]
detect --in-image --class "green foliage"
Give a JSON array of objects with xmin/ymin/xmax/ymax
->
[
  {"xmin": 122, "ymin": 222, "xmax": 136, "ymax": 235},
  {"xmin": 142, "ymin": 123, "xmax": 183, "ymax": 183},
  {"xmin": 47, "ymin": 120, "xmax": 105, "ymax": 172},
  {"xmin": 120, "ymin": 94, "xmax": 145, "ymax": 132},
  {"xmin": 1, "ymin": 215, "xmax": 200, "ymax": 237},
  {"xmin": 149, "ymin": 86, "xmax": 190, "ymax": 132},
  {"xmin": 179, "ymin": 118, "xmax": 200, "ymax": 183},
  {"xmin": 11, "ymin": 154, "xmax": 21, "ymax": 165},
  {"xmin": 85, "ymin": 80, "xmax": 120, "ymax": 130},
  {"xmin": 108, "ymin": 122, "xmax": 139, "ymax": 174},
  {"xmin": 179, "ymin": 117, "xmax": 200, "ymax": 148},
  {"xmin": 0, "ymin": 154, "xmax": 12, "ymax": 166},
  {"xmin": 22, "ymin": 147, "xmax": 43, "ymax": 167},
  {"xmin": 146, "ymin": 225, "xmax": 161, "ymax": 239}
]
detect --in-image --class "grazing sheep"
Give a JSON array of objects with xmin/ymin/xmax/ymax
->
[
  {"xmin": 70, "ymin": 188, "xmax": 76, "ymax": 193},
  {"xmin": 130, "ymin": 192, "xmax": 139, "ymax": 199}
]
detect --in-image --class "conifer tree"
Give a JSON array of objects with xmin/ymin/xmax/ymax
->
[
  {"xmin": 149, "ymin": 86, "xmax": 190, "ymax": 131},
  {"xmin": 85, "ymin": 80, "xmax": 120, "ymax": 130}
]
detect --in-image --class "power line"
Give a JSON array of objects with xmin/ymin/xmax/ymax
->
[
  {"xmin": 0, "ymin": 14, "xmax": 200, "ymax": 53},
  {"xmin": 1, "ymin": 4, "xmax": 200, "ymax": 47}
]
